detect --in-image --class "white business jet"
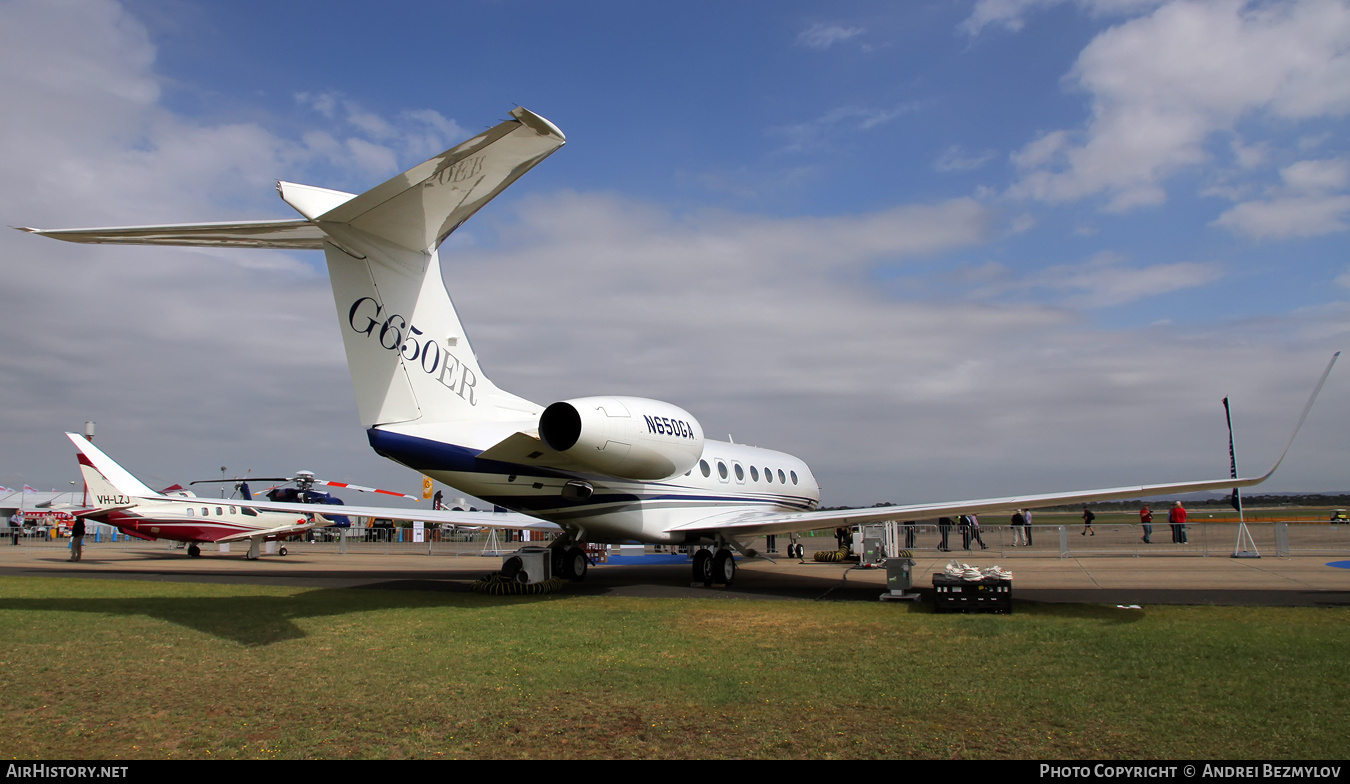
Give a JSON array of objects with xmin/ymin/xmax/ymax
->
[
  {"xmin": 68, "ymin": 432, "xmax": 553, "ymax": 560},
  {"xmin": 24, "ymin": 108, "xmax": 1337, "ymax": 586}
]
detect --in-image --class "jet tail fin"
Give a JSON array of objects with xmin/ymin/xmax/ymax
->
[{"xmin": 30, "ymin": 108, "xmax": 565, "ymax": 433}]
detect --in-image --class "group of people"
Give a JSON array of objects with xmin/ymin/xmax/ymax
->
[
  {"xmin": 902, "ymin": 502, "xmax": 1192, "ymax": 550},
  {"xmin": 1138, "ymin": 501, "xmax": 1189, "ymax": 544},
  {"xmin": 924, "ymin": 515, "xmax": 989, "ymax": 552},
  {"xmin": 7, "ymin": 510, "xmax": 86, "ymax": 559}
]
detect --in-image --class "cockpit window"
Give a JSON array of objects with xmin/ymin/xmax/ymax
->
[{"xmin": 242, "ymin": 507, "xmax": 258, "ymax": 517}]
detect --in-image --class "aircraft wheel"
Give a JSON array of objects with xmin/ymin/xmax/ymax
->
[
  {"xmin": 187, "ymin": 544, "xmax": 201, "ymax": 558},
  {"xmin": 278, "ymin": 546, "xmax": 288, "ymax": 557},
  {"xmin": 692, "ymin": 549, "xmax": 713, "ymax": 586},
  {"xmin": 564, "ymin": 546, "xmax": 588, "ymax": 581},
  {"xmin": 794, "ymin": 543, "xmax": 805, "ymax": 559},
  {"xmin": 713, "ymin": 549, "xmax": 736, "ymax": 586}
]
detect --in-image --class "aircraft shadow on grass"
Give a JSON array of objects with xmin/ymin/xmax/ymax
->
[{"xmin": 0, "ymin": 588, "xmax": 560, "ymax": 647}]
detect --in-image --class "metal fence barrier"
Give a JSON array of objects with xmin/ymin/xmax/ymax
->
[{"xmin": 4, "ymin": 520, "xmax": 1347, "ymax": 559}]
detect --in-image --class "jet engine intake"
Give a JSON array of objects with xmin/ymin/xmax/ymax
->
[{"xmin": 538, "ymin": 396, "xmax": 704, "ymax": 480}]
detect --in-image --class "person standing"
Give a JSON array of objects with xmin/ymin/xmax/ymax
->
[
  {"xmin": 968, "ymin": 513, "xmax": 987, "ymax": 550},
  {"xmin": 69, "ymin": 517, "xmax": 85, "ymax": 562},
  {"xmin": 9, "ymin": 509, "xmax": 21, "ymax": 546},
  {"xmin": 1010, "ymin": 509, "xmax": 1026, "ymax": 546},
  {"xmin": 938, "ymin": 517, "xmax": 953, "ymax": 552},
  {"xmin": 902, "ymin": 520, "xmax": 916, "ymax": 549},
  {"xmin": 1081, "ymin": 505, "xmax": 1096, "ymax": 536},
  {"xmin": 1139, "ymin": 505, "xmax": 1153, "ymax": 544},
  {"xmin": 959, "ymin": 515, "xmax": 972, "ymax": 551},
  {"xmin": 1023, "ymin": 508, "xmax": 1034, "ymax": 546},
  {"xmin": 1169, "ymin": 501, "xmax": 1188, "ymax": 544}
]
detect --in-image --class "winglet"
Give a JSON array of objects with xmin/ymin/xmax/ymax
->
[{"xmin": 1251, "ymin": 351, "xmax": 1340, "ymax": 482}]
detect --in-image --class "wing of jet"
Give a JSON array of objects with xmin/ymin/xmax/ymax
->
[
  {"xmin": 231, "ymin": 498, "xmax": 560, "ymax": 532},
  {"xmin": 667, "ymin": 350, "xmax": 1341, "ymax": 540}
]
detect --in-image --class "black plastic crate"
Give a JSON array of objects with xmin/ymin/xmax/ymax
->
[{"xmin": 932, "ymin": 574, "xmax": 1012, "ymax": 613}]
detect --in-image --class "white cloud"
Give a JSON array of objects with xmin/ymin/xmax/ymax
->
[
  {"xmin": 957, "ymin": 251, "xmax": 1224, "ymax": 306},
  {"xmin": 768, "ymin": 104, "xmax": 916, "ymax": 152},
  {"xmin": 1214, "ymin": 157, "xmax": 1350, "ymax": 238},
  {"xmin": 934, "ymin": 145, "xmax": 999, "ymax": 172},
  {"xmin": 796, "ymin": 22, "xmax": 865, "ymax": 49},
  {"xmin": 1009, "ymin": 0, "xmax": 1350, "ymax": 212},
  {"xmin": 1281, "ymin": 158, "xmax": 1350, "ymax": 192},
  {"xmin": 1038, "ymin": 255, "xmax": 1224, "ymax": 307},
  {"xmin": 960, "ymin": 0, "xmax": 1167, "ymax": 35},
  {"xmin": 1214, "ymin": 194, "xmax": 1350, "ymax": 238}
]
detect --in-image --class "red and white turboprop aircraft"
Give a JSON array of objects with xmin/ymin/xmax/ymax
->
[
  {"xmin": 27, "ymin": 108, "xmax": 1339, "ymax": 586},
  {"xmin": 68, "ymin": 432, "xmax": 553, "ymax": 560}
]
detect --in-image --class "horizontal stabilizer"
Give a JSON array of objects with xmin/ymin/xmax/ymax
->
[
  {"xmin": 315, "ymin": 106, "xmax": 565, "ymax": 252},
  {"xmin": 235, "ymin": 496, "xmax": 560, "ymax": 532},
  {"xmin": 19, "ymin": 220, "xmax": 326, "ymax": 249}
]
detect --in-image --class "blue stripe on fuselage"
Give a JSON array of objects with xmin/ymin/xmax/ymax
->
[
  {"xmin": 366, "ymin": 427, "xmax": 817, "ymax": 517},
  {"xmin": 367, "ymin": 427, "xmax": 573, "ymax": 479}
]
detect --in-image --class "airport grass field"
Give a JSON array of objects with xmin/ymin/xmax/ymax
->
[{"xmin": 1, "ymin": 574, "xmax": 1346, "ymax": 760}]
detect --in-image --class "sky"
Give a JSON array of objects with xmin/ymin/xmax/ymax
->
[{"xmin": 1, "ymin": 0, "xmax": 1348, "ymax": 509}]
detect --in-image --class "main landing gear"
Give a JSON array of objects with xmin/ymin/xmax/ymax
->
[
  {"xmin": 187, "ymin": 544, "xmax": 201, "ymax": 558},
  {"xmin": 692, "ymin": 547, "xmax": 737, "ymax": 587},
  {"xmin": 551, "ymin": 544, "xmax": 589, "ymax": 581}
]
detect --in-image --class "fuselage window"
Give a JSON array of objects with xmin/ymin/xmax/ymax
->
[
  {"xmin": 699, "ymin": 459, "xmax": 710, "ymax": 478},
  {"xmin": 765, "ymin": 468, "xmax": 773, "ymax": 483},
  {"xmin": 717, "ymin": 461, "xmax": 728, "ymax": 480},
  {"xmin": 777, "ymin": 469, "xmax": 786, "ymax": 484},
  {"xmin": 201, "ymin": 507, "xmax": 210, "ymax": 516},
  {"xmin": 790, "ymin": 471, "xmax": 798, "ymax": 485},
  {"xmin": 229, "ymin": 506, "xmax": 236, "ymax": 514},
  {"xmin": 750, "ymin": 466, "xmax": 759, "ymax": 482},
  {"xmin": 186, "ymin": 508, "xmax": 193, "ymax": 517},
  {"xmin": 216, "ymin": 507, "xmax": 224, "ymax": 516},
  {"xmin": 734, "ymin": 464, "xmax": 744, "ymax": 481}
]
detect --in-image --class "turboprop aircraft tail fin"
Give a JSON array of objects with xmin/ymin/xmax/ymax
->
[{"xmin": 68, "ymin": 432, "xmax": 158, "ymax": 505}]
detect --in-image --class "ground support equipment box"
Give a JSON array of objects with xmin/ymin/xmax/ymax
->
[{"xmin": 932, "ymin": 574, "xmax": 1012, "ymax": 614}]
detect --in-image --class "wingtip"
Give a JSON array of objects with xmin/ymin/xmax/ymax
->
[{"xmin": 510, "ymin": 106, "xmax": 566, "ymax": 142}]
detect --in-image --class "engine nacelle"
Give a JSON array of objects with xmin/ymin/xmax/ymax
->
[{"xmin": 538, "ymin": 396, "xmax": 704, "ymax": 480}]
